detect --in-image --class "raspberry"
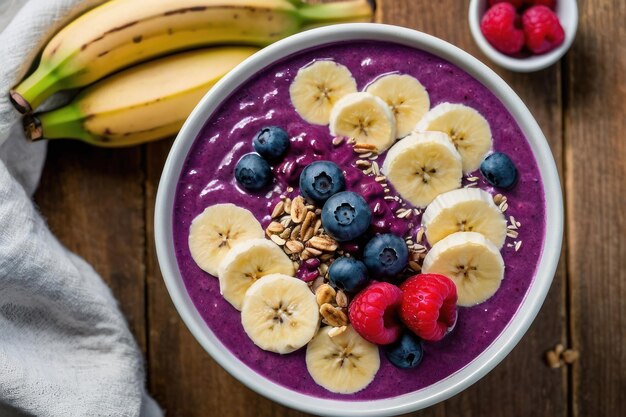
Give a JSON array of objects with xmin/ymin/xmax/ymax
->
[
  {"xmin": 522, "ymin": 5, "xmax": 565, "ymax": 54},
  {"xmin": 480, "ymin": 3, "xmax": 525, "ymax": 55},
  {"xmin": 488, "ymin": 0, "xmax": 524, "ymax": 8},
  {"xmin": 399, "ymin": 274, "xmax": 457, "ymax": 342},
  {"xmin": 526, "ymin": 0, "xmax": 556, "ymax": 9},
  {"xmin": 349, "ymin": 281, "xmax": 403, "ymax": 345}
]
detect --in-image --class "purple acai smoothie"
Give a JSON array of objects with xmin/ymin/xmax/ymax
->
[{"xmin": 172, "ymin": 41, "xmax": 546, "ymax": 400}]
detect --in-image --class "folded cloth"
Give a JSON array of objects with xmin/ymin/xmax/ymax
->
[{"xmin": 0, "ymin": 1, "xmax": 162, "ymax": 416}]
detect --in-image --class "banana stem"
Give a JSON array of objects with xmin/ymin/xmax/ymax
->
[
  {"xmin": 24, "ymin": 105, "xmax": 93, "ymax": 142},
  {"xmin": 12, "ymin": 65, "xmax": 62, "ymax": 113},
  {"xmin": 298, "ymin": 0, "xmax": 376, "ymax": 23}
]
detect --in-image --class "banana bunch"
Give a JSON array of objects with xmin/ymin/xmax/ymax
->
[
  {"xmin": 23, "ymin": 47, "xmax": 258, "ymax": 146},
  {"xmin": 13, "ymin": 0, "xmax": 376, "ymax": 146}
]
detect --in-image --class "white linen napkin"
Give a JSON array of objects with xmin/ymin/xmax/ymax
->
[{"xmin": 0, "ymin": 1, "xmax": 162, "ymax": 415}]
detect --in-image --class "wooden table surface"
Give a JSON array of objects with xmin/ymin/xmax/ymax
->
[{"xmin": 31, "ymin": 0, "xmax": 625, "ymax": 415}]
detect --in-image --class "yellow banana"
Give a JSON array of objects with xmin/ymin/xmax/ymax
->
[
  {"xmin": 10, "ymin": 0, "xmax": 375, "ymax": 112},
  {"xmin": 23, "ymin": 47, "xmax": 258, "ymax": 147}
]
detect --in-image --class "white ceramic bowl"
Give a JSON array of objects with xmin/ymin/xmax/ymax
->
[
  {"xmin": 155, "ymin": 23, "xmax": 563, "ymax": 416},
  {"xmin": 469, "ymin": 0, "xmax": 578, "ymax": 72}
]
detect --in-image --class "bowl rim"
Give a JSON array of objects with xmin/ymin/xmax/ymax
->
[
  {"xmin": 155, "ymin": 23, "xmax": 563, "ymax": 416},
  {"xmin": 468, "ymin": 0, "xmax": 579, "ymax": 72}
]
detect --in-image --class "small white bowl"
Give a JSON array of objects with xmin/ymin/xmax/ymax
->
[
  {"xmin": 155, "ymin": 23, "xmax": 563, "ymax": 416},
  {"xmin": 469, "ymin": 0, "xmax": 578, "ymax": 72}
]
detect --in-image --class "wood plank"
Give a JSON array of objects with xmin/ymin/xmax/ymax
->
[
  {"xmin": 34, "ymin": 142, "xmax": 147, "ymax": 354},
  {"xmin": 380, "ymin": 1, "xmax": 568, "ymax": 416},
  {"xmin": 564, "ymin": 0, "xmax": 626, "ymax": 416}
]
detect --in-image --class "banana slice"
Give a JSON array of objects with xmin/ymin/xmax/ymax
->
[
  {"xmin": 218, "ymin": 239, "xmax": 295, "ymax": 311},
  {"xmin": 241, "ymin": 274, "xmax": 319, "ymax": 354},
  {"xmin": 306, "ymin": 325, "xmax": 380, "ymax": 394},
  {"xmin": 415, "ymin": 103, "xmax": 492, "ymax": 173},
  {"xmin": 289, "ymin": 60, "xmax": 357, "ymax": 125},
  {"xmin": 329, "ymin": 92, "xmax": 396, "ymax": 153},
  {"xmin": 365, "ymin": 73, "xmax": 430, "ymax": 138},
  {"xmin": 422, "ymin": 231, "xmax": 505, "ymax": 306},
  {"xmin": 188, "ymin": 204, "xmax": 264, "ymax": 277},
  {"xmin": 422, "ymin": 188, "xmax": 507, "ymax": 248},
  {"xmin": 382, "ymin": 131, "xmax": 463, "ymax": 207}
]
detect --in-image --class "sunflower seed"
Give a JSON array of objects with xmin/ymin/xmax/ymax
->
[
  {"xmin": 514, "ymin": 240, "xmax": 522, "ymax": 251},
  {"xmin": 313, "ymin": 219, "xmax": 322, "ymax": 235},
  {"xmin": 328, "ymin": 325, "xmax": 347, "ymax": 338},
  {"xmin": 409, "ymin": 261, "xmax": 422, "ymax": 272},
  {"xmin": 271, "ymin": 201, "xmax": 285, "ymax": 218},
  {"xmin": 416, "ymin": 228, "xmax": 424, "ymax": 243},
  {"xmin": 332, "ymin": 136, "xmax": 345, "ymax": 146},
  {"xmin": 310, "ymin": 275, "xmax": 326, "ymax": 293},
  {"xmin": 290, "ymin": 224, "xmax": 301, "ymax": 240},
  {"xmin": 266, "ymin": 221, "xmax": 284, "ymax": 235},
  {"xmin": 304, "ymin": 247, "xmax": 322, "ymax": 257},
  {"xmin": 270, "ymin": 235, "xmax": 286, "ymax": 246},
  {"xmin": 398, "ymin": 209, "xmax": 412, "ymax": 219},
  {"xmin": 279, "ymin": 227, "xmax": 292, "ymax": 239},
  {"xmin": 371, "ymin": 161, "xmax": 380, "ymax": 176},
  {"xmin": 335, "ymin": 290, "xmax": 348, "ymax": 308},
  {"xmin": 302, "ymin": 226, "xmax": 315, "ymax": 242},
  {"xmin": 375, "ymin": 175, "xmax": 387, "ymax": 182},
  {"xmin": 284, "ymin": 198, "xmax": 292, "ymax": 214},
  {"xmin": 356, "ymin": 160, "xmax": 372, "ymax": 168}
]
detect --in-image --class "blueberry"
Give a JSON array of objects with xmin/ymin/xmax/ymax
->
[
  {"xmin": 328, "ymin": 257, "xmax": 369, "ymax": 293},
  {"xmin": 299, "ymin": 161, "xmax": 346, "ymax": 206},
  {"xmin": 235, "ymin": 153, "xmax": 272, "ymax": 191},
  {"xmin": 363, "ymin": 234, "xmax": 408, "ymax": 277},
  {"xmin": 252, "ymin": 126, "xmax": 290, "ymax": 160},
  {"xmin": 321, "ymin": 191, "xmax": 371, "ymax": 242},
  {"xmin": 480, "ymin": 152, "xmax": 518, "ymax": 189},
  {"xmin": 384, "ymin": 332, "xmax": 424, "ymax": 369}
]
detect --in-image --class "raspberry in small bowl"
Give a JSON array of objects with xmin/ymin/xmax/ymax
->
[{"xmin": 469, "ymin": 0, "xmax": 578, "ymax": 72}]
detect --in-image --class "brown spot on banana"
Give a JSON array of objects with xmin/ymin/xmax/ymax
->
[{"xmin": 163, "ymin": 6, "xmax": 208, "ymax": 16}]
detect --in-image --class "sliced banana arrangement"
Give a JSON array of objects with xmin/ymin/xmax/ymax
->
[
  {"xmin": 241, "ymin": 274, "xmax": 320, "ymax": 354},
  {"xmin": 415, "ymin": 103, "xmax": 493, "ymax": 173},
  {"xmin": 422, "ymin": 188, "xmax": 508, "ymax": 248},
  {"xmin": 366, "ymin": 73, "xmax": 430, "ymax": 138},
  {"xmin": 422, "ymin": 231, "xmax": 505, "ymax": 306},
  {"xmin": 188, "ymin": 203, "xmax": 264, "ymax": 276},
  {"xmin": 289, "ymin": 60, "xmax": 357, "ymax": 125},
  {"xmin": 306, "ymin": 325, "xmax": 380, "ymax": 394},
  {"xmin": 329, "ymin": 92, "xmax": 397, "ymax": 153},
  {"xmin": 382, "ymin": 131, "xmax": 463, "ymax": 207},
  {"xmin": 183, "ymin": 61, "xmax": 523, "ymax": 396},
  {"xmin": 218, "ymin": 239, "xmax": 295, "ymax": 310}
]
